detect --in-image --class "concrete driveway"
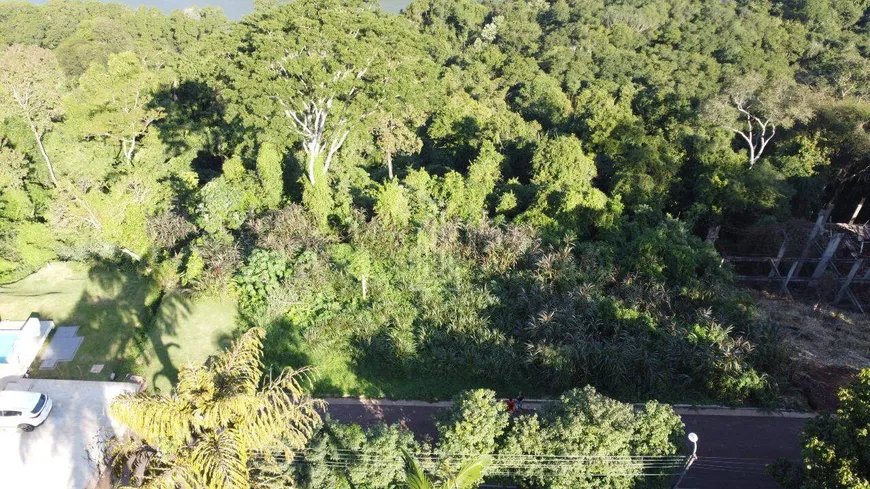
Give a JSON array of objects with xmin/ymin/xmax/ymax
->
[{"xmin": 0, "ymin": 379, "xmax": 138, "ymax": 489}]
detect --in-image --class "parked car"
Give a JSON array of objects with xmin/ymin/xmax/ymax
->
[{"xmin": 0, "ymin": 390, "xmax": 52, "ymax": 432}]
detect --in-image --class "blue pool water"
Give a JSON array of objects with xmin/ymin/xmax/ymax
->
[{"xmin": 0, "ymin": 334, "xmax": 18, "ymax": 363}]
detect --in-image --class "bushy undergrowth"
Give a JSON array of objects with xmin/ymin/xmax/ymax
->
[{"xmin": 237, "ymin": 207, "xmax": 784, "ymax": 404}]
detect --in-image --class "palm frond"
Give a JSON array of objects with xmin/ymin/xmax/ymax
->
[
  {"xmin": 210, "ymin": 327, "xmax": 266, "ymax": 396},
  {"xmin": 110, "ymin": 327, "xmax": 322, "ymax": 488},
  {"xmin": 190, "ymin": 429, "xmax": 250, "ymax": 489},
  {"xmin": 110, "ymin": 393, "xmax": 192, "ymax": 449},
  {"xmin": 139, "ymin": 461, "xmax": 199, "ymax": 489},
  {"xmin": 240, "ymin": 368, "xmax": 323, "ymax": 451},
  {"xmin": 197, "ymin": 393, "xmax": 261, "ymax": 433},
  {"xmin": 176, "ymin": 363, "xmax": 216, "ymax": 404},
  {"xmin": 443, "ymin": 455, "xmax": 491, "ymax": 489},
  {"xmin": 402, "ymin": 449, "xmax": 435, "ymax": 489}
]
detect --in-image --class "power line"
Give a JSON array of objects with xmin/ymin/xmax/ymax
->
[
  {"xmin": 254, "ymin": 449, "xmax": 691, "ymax": 476},
  {"xmin": 252, "ymin": 432, "xmax": 703, "ymax": 483}
]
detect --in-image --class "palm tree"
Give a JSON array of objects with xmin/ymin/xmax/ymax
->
[
  {"xmin": 402, "ymin": 449, "xmax": 491, "ymax": 489},
  {"xmin": 109, "ymin": 327, "xmax": 322, "ymax": 489}
]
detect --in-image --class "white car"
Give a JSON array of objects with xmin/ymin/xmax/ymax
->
[{"xmin": 0, "ymin": 390, "xmax": 53, "ymax": 432}]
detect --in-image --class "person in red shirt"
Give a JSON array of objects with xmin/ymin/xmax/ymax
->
[{"xmin": 505, "ymin": 398, "xmax": 516, "ymax": 412}]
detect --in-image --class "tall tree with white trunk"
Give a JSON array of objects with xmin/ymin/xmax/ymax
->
[
  {"xmin": 220, "ymin": 0, "xmax": 435, "ymax": 189},
  {"xmin": 702, "ymin": 72, "xmax": 813, "ymax": 168},
  {"xmin": 68, "ymin": 51, "xmax": 164, "ymax": 165},
  {"xmin": 0, "ymin": 44, "xmax": 65, "ymax": 187}
]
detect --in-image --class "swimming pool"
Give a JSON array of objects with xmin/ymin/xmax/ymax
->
[{"xmin": 0, "ymin": 333, "xmax": 18, "ymax": 363}]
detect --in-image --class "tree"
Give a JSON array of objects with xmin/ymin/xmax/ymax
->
[
  {"xmin": 437, "ymin": 389, "xmax": 509, "ymax": 462},
  {"xmin": 55, "ymin": 16, "xmax": 135, "ymax": 77},
  {"xmin": 436, "ymin": 141, "xmax": 503, "ymax": 222},
  {"xmin": 300, "ymin": 421, "xmax": 417, "ymax": 489},
  {"xmin": 256, "ymin": 142, "xmax": 284, "ymax": 210},
  {"xmin": 0, "ymin": 44, "xmax": 65, "ymax": 187},
  {"xmin": 402, "ymin": 449, "xmax": 491, "ymax": 489},
  {"xmin": 0, "ymin": 146, "xmax": 29, "ymax": 191},
  {"xmin": 109, "ymin": 327, "xmax": 322, "ymax": 489},
  {"xmin": 69, "ymin": 51, "xmax": 164, "ymax": 165},
  {"xmin": 499, "ymin": 386, "xmax": 684, "ymax": 489},
  {"xmin": 770, "ymin": 369, "xmax": 870, "ymax": 489},
  {"xmin": 220, "ymin": 0, "xmax": 432, "ymax": 187},
  {"xmin": 702, "ymin": 73, "xmax": 813, "ymax": 168},
  {"xmin": 331, "ymin": 243, "xmax": 373, "ymax": 300},
  {"xmin": 374, "ymin": 114, "xmax": 423, "ymax": 180},
  {"xmin": 522, "ymin": 135, "xmax": 613, "ymax": 237},
  {"xmin": 374, "ymin": 180, "xmax": 412, "ymax": 228}
]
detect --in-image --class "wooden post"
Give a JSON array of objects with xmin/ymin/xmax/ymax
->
[
  {"xmin": 834, "ymin": 259, "xmax": 863, "ymax": 304},
  {"xmin": 782, "ymin": 207, "xmax": 832, "ymax": 294},
  {"xmin": 810, "ymin": 233, "xmax": 843, "ymax": 285},
  {"xmin": 849, "ymin": 198, "xmax": 865, "ymax": 225},
  {"xmin": 705, "ymin": 225, "xmax": 720, "ymax": 245},
  {"xmin": 769, "ymin": 234, "xmax": 788, "ymax": 278}
]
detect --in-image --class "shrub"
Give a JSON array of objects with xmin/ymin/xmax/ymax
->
[
  {"xmin": 236, "ymin": 249, "xmax": 290, "ymax": 315},
  {"xmin": 770, "ymin": 369, "xmax": 870, "ymax": 489},
  {"xmin": 437, "ymin": 389, "xmax": 510, "ymax": 460},
  {"xmin": 500, "ymin": 386, "xmax": 685, "ymax": 489},
  {"xmin": 298, "ymin": 421, "xmax": 417, "ymax": 489}
]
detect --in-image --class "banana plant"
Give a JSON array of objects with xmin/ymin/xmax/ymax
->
[{"xmin": 401, "ymin": 449, "xmax": 491, "ymax": 489}]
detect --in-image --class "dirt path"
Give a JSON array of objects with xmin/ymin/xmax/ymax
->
[{"xmin": 324, "ymin": 399, "xmax": 808, "ymax": 489}]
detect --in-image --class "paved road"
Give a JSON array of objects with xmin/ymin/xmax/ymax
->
[
  {"xmin": 0, "ymin": 379, "xmax": 138, "ymax": 489},
  {"xmin": 325, "ymin": 401, "xmax": 808, "ymax": 489}
]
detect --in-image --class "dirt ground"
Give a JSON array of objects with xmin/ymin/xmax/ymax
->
[{"xmin": 755, "ymin": 293, "xmax": 865, "ymax": 410}]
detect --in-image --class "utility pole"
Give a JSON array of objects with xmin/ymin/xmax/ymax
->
[{"xmin": 673, "ymin": 433, "xmax": 699, "ymax": 489}]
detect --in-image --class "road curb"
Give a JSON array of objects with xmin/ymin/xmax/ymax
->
[{"xmin": 321, "ymin": 397, "xmax": 817, "ymax": 418}]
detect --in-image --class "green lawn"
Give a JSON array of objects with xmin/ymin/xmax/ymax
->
[
  {"xmin": 141, "ymin": 291, "xmax": 238, "ymax": 393},
  {"xmin": 0, "ymin": 262, "xmax": 238, "ymax": 388},
  {"xmin": 0, "ymin": 261, "xmax": 161, "ymax": 380}
]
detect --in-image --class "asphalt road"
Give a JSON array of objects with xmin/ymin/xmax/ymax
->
[{"xmin": 325, "ymin": 401, "xmax": 808, "ymax": 489}]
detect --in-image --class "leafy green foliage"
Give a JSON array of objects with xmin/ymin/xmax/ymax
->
[
  {"xmin": 109, "ymin": 327, "xmax": 322, "ymax": 489},
  {"xmin": 236, "ymin": 249, "xmax": 290, "ymax": 315},
  {"xmin": 68, "ymin": 51, "xmax": 164, "ymax": 163},
  {"xmin": 2, "ymin": 0, "xmax": 861, "ymax": 407},
  {"xmin": 437, "ymin": 390, "xmax": 509, "ymax": 460},
  {"xmin": 403, "ymin": 449, "xmax": 491, "ymax": 489},
  {"xmin": 296, "ymin": 386, "xmax": 684, "ymax": 489},
  {"xmin": 770, "ymin": 369, "xmax": 870, "ymax": 489},
  {"xmin": 500, "ymin": 386, "xmax": 684, "ymax": 489},
  {"xmin": 297, "ymin": 421, "xmax": 418, "ymax": 489},
  {"xmin": 256, "ymin": 142, "xmax": 284, "ymax": 210},
  {"xmin": 522, "ymin": 135, "xmax": 615, "ymax": 239}
]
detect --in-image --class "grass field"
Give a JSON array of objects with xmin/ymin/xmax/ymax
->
[
  {"xmin": 141, "ymin": 291, "xmax": 238, "ymax": 393},
  {"xmin": 0, "ymin": 262, "xmax": 161, "ymax": 380},
  {"xmin": 0, "ymin": 262, "xmax": 238, "ymax": 388}
]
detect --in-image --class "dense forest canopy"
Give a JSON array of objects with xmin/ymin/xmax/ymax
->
[{"xmin": 1, "ymin": 0, "xmax": 870, "ymax": 404}]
